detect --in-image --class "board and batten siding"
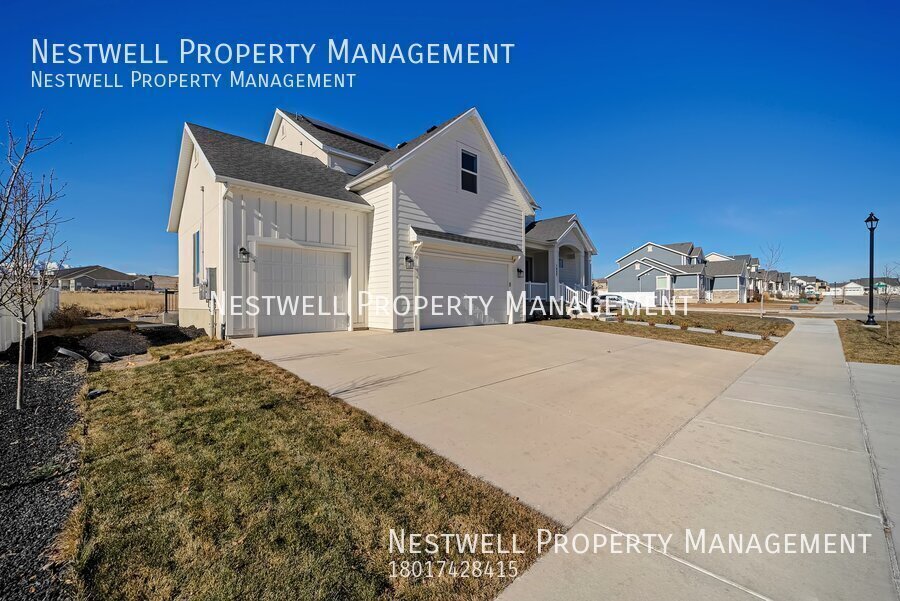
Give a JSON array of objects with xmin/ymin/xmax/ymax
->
[
  {"xmin": 224, "ymin": 185, "xmax": 370, "ymax": 335},
  {"xmin": 358, "ymin": 182, "xmax": 394, "ymax": 330},
  {"xmin": 392, "ymin": 117, "xmax": 526, "ymax": 330}
]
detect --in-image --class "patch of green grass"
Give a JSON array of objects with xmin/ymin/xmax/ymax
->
[
  {"xmin": 836, "ymin": 319, "xmax": 900, "ymax": 365},
  {"xmin": 615, "ymin": 309, "xmax": 793, "ymax": 338},
  {"xmin": 541, "ymin": 319, "xmax": 776, "ymax": 355},
  {"xmin": 68, "ymin": 350, "xmax": 558, "ymax": 600}
]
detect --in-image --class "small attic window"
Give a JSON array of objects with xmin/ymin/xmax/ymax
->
[
  {"xmin": 280, "ymin": 122, "xmax": 286, "ymax": 139},
  {"xmin": 647, "ymin": 245, "xmax": 653, "ymax": 252},
  {"xmin": 461, "ymin": 149, "xmax": 478, "ymax": 194},
  {"xmin": 192, "ymin": 148, "xmax": 199, "ymax": 167},
  {"xmin": 634, "ymin": 263, "xmax": 641, "ymax": 270}
]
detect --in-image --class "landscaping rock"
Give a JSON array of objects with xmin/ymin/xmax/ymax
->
[
  {"xmin": 139, "ymin": 325, "xmax": 206, "ymax": 347},
  {"xmin": 0, "ymin": 356, "xmax": 84, "ymax": 599}
]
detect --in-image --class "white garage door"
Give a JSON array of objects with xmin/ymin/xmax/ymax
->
[
  {"xmin": 255, "ymin": 245, "xmax": 349, "ymax": 335},
  {"xmin": 418, "ymin": 253, "xmax": 510, "ymax": 329}
]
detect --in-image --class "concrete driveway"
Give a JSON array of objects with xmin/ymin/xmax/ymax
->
[{"xmin": 233, "ymin": 323, "xmax": 756, "ymax": 526}]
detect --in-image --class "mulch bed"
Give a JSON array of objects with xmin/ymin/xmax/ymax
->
[{"xmin": 0, "ymin": 356, "xmax": 85, "ymax": 600}]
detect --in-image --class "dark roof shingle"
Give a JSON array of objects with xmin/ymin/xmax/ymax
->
[
  {"xmin": 188, "ymin": 124, "xmax": 368, "ymax": 205},
  {"xmin": 525, "ymin": 214, "xmax": 575, "ymax": 242},
  {"xmin": 280, "ymin": 111, "xmax": 390, "ymax": 162}
]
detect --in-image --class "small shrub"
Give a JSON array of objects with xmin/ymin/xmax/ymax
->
[
  {"xmin": 714, "ymin": 328, "xmax": 724, "ymax": 335},
  {"xmin": 665, "ymin": 317, "xmax": 675, "ymax": 325},
  {"xmin": 760, "ymin": 333, "xmax": 770, "ymax": 341},
  {"xmin": 46, "ymin": 304, "xmax": 92, "ymax": 329},
  {"xmin": 724, "ymin": 323, "xmax": 737, "ymax": 332},
  {"xmin": 648, "ymin": 322, "xmax": 656, "ymax": 327},
  {"xmin": 680, "ymin": 324, "xmax": 689, "ymax": 330},
  {"xmin": 616, "ymin": 315, "xmax": 626, "ymax": 323}
]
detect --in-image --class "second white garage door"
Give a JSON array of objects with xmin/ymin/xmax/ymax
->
[
  {"xmin": 255, "ymin": 245, "xmax": 349, "ymax": 336},
  {"xmin": 418, "ymin": 253, "xmax": 510, "ymax": 329}
]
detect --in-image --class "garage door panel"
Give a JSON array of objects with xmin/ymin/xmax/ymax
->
[
  {"xmin": 256, "ymin": 245, "xmax": 348, "ymax": 336},
  {"xmin": 419, "ymin": 253, "xmax": 509, "ymax": 330}
]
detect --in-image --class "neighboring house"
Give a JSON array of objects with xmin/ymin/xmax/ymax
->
[
  {"xmin": 606, "ymin": 242, "xmax": 720, "ymax": 305},
  {"xmin": 592, "ymin": 278, "xmax": 608, "ymax": 294},
  {"xmin": 792, "ymin": 275, "xmax": 819, "ymax": 295},
  {"xmin": 54, "ymin": 265, "xmax": 155, "ymax": 291},
  {"xmin": 606, "ymin": 242, "xmax": 754, "ymax": 306},
  {"xmin": 829, "ymin": 281, "xmax": 865, "ymax": 296},
  {"xmin": 168, "ymin": 107, "xmax": 594, "ymax": 337},
  {"xmin": 853, "ymin": 277, "xmax": 900, "ymax": 295}
]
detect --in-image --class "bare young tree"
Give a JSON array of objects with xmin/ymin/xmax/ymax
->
[
  {"xmin": 759, "ymin": 243, "xmax": 783, "ymax": 318},
  {"xmin": 878, "ymin": 264, "xmax": 898, "ymax": 340},
  {"xmin": 0, "ymin": 114, "xmax": 65, "ymax": 410}
]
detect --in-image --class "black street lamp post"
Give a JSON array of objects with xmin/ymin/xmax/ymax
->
[{"xmin": 865, "ymin": 212, "xmax": 879, "ymax": 326}]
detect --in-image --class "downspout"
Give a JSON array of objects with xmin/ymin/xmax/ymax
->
[{"xmin": 220, "ymin": 185, "xmax": 228, "ymax": 340}]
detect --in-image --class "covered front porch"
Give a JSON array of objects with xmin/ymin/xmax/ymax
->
[{"xmin": 524, "ymin": 243, "xmax": 592, "ymax": 301}]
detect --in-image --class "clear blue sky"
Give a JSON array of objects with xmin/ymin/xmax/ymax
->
[{"xmin": 3, "ymin": 0, "xmax": 898, "ymax": 281}]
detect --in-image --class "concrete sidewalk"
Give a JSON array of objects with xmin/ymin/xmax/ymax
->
[{"xmin": 502, "ymin": 319, "xmax": 900, "ymax": 600}]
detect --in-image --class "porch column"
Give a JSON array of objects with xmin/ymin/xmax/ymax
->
[{"xmin": 550, "ymin": 246, "xmax": 559, "ymax": 295}]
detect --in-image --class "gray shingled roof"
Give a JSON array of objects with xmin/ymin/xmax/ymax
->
[
  {"xmin": 55, "ymin": 265, "xmax": 143, "ymax": 282},
  {"xmin": 678, "ymin": 264, "xmax": 706, "ymax": 274},
  {"xmin": 280, "ymin": 111, "xmax": 390, "ymax": 162},
  {"xmin": 731, "ymin": 254, "xmax": 751, "ymax": 263},
  {"xmin": 525, "ymin": 214, "xmax": 575, "ymax": 242},
  {"xmin": 661, "ymin": 242, "xmax": 694, "ymax": 254},
  {"xmin": 705, "ymin": 260, "xmax": 745, "ymax": 277},
  {"xmin": 188, "ymin": 124, "xmax": 368, "ymax": 205},
  {"xmin": 689, "ymin": 246, "xmax": 703, "ymax": 257},
  {"xmin": 350, "ymin": 110, "xmax": 470, "ymax": 183},
  {"xmin": 412, "ymin": 227, "xmax": 521, "ymax": 252}
]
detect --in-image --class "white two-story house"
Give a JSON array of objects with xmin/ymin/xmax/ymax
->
[{"xmin": 167, "ymin": 108, "xmax": 596, "ymax": 337}]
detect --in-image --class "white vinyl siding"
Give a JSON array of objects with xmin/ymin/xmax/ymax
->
[
  {"xmin": 359, "ymin": 182, "xmax": 395, "ymax": 330},
  {"xmin": 393, "ymin": 117, "xmax": 525, "ymax": 331}
]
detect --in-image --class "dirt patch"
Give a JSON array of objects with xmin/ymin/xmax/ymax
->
[{"xmin": 79, "ymin": 330, "xmax": 149, "ymax": 357}]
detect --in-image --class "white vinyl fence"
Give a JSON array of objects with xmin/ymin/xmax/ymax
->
[{"xmin": 0, "ymin": 288, "xmax": 60, "ymax": 353}]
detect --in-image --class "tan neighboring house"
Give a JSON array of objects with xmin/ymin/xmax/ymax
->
[
  {"xmin": 167, "ymin": 108, "xmax": 595, "ymax": 338},
  {"xmin": 55, "ymin": 265, "xmax": 154, "ymax": 291}
]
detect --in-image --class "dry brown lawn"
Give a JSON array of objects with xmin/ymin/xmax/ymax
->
[
  {"xmin": 836, "ymin": 319, "xmax": 900, "ymax": 365},
  {"xmin": 616, "ymin": 309, "xmax": 794, "ymax": 337},
  {"xmin": 65, "ymin": 349, "xmax": 558, "ymax": 600},
  {"xmin": 60, "ymin": 291, "xmax": 165, "ymax": 317},
  {"xmin": 540, "ymin": 319, "xmax": 776, "ymax": 354}
]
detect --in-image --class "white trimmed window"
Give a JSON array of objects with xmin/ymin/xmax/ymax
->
[
  {"xmin": 192, "ymin": 231, "xmax": 201, "ymax": 286},
  {"xmin": 656, "ymin": 275, "xmax": 668, "ymax": 290},
  {"xmin": 460, "ymin": 149, "xmax": 478, "ymax": 193}
]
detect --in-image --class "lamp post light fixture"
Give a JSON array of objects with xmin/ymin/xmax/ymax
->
[{"xmin": 864, "ymin": 212, "xmax": 879, "ymax": 326}]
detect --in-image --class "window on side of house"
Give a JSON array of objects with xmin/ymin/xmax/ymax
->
[
  {"xmin": 460, "ymin": 149, "xmax": 478, "ymax": 193},
  {"xmin": 192, "ymin": 231, "xmax": 201, "ymax": 286},
  {"xmin": 656, "ymin": 275, "xmax": 668, "ymax": 290}
]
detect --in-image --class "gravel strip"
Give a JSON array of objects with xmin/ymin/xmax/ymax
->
[{"xmin": 1, "ymin": 357, "xmax": 85, "ymax": 600}]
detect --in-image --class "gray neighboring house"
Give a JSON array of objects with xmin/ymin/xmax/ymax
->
[
  {"xmin": 55, "ymin": 265, "xmax": 154, "ymax": 291},
  {"xmin": 606, "ymin": 242, "xmax": 749, "ymax": 306}
]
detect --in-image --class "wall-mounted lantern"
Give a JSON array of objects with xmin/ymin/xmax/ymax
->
[
  {"xmin": 517, "ymin": 268, "xmax": 525, "ymax": 278},
  {"xmin": 404, "ymin": 255, "xmax": 415, "ymax": 269},
  {"xmin": 238, "ymin": 247, "xmax": 252, "ymax": 264}
]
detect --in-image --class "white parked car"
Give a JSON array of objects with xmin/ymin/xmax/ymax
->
[{"xmin": 595, "ymin": 294, "xmax": 641, "ymax": 311}]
